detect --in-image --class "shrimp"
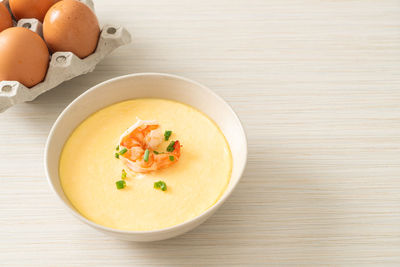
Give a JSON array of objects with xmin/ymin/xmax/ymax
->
[{"xmin": 118, "ymin": 119, "xmax": 181, "ymax": 173}]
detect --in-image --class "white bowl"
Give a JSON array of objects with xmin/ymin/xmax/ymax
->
[{"xmin": 44, "ymin": 73, "xmax": 247, "ymax": 241}]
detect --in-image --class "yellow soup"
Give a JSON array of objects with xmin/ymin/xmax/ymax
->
[{"xmin": 59, "ymin": 99, "xmax": 232, "ymax": 231}]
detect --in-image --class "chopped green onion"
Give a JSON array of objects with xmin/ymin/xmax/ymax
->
[
  {"xmin": 154, "ymin": 181, "xmax": 167, "ymax": 191},
  {"xmin": 119, "ymin": 147, "xmax": 128, "ymax": 155},
  {"xmin": 115, "ymin": 153, "xmax": 119, "ymax": 159},
  {"xmin": 153, "ymin": 151, "xmax": 160, "ymax": 155},
  {"xmin": 164, "ymin": 130, "xmax": 172, "ymax": 141},
  {"xmin": 116, "ymin": 180, "xmax": 126, "ymax": 190},
  {"xmin": 144, "ymin": 149, "xmax": 150, "ymax": 162},
  {"xmin": 166, "ymin": 141, "xmax": 176, "ymax": 152},
  {"xmin": 169, "ymin": 155, "xmax": 174, "ymax": 161},
  {"xmin": 121, "ymin": 169, "xmax": 127, "ymax": 179},
  {"xmin": 115, "ymin": 145, "xmax": 119, "ymax": 151}
]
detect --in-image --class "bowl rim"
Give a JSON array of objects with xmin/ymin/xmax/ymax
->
[{"xmin": 44, "ymin": 72, "xmax": 248, "ymax": 235}]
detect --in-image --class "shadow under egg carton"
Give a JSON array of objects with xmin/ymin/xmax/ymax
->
[{"xmin": 0, "ymin": 0, "xmax": 132, "ymax": 113}]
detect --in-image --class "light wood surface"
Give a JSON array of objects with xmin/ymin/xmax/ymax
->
[{"xmin": 1, "ymin": 0, "xmax": 400, "ymax": 265}]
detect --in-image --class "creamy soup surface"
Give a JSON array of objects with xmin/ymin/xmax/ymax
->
[{"xmin": 59, "ymin": 99, "xmax": 232, "ymax": 231}]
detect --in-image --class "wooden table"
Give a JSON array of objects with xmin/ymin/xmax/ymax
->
[{"xmin": 1, "ymin": 0, "xmax": 400, "ymax": 265}]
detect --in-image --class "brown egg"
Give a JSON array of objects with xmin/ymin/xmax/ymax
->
[
  {"xmin": 9, "ymin": 0, "xmax": 60, "ymax": 22},
  {"xmin": 43, "ymin": 0, "xmax": 100, "ymax": 59},
  {"xmin": 0, "ymin": 27, "xmax": 49, "ymax": 88},
  {"xmin": 0, "ymin": 3, "xmax": 13, "ymax": 32}
]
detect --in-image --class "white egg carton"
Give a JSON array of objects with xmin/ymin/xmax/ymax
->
[{"xmin": 0, "ymin": 0, "xmax": 132, "ymax": 112}]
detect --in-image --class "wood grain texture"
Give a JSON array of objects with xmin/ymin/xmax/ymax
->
[{"xmin": 1, "ymin": 0, "xmax": 400, "ymax": 265}]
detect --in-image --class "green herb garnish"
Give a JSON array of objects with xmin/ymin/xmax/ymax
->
[
  {"xmin": 153, "ymin": 151, "xmax": 160, "ymax": 155},
  {"xmin": 169, "ymin": 155, "xmax": 174, "ymax": 161},
  {"xmin": 121, "ymin": 169, "xmax": 127, "ymax": 179},
  {"xmin": 144, "ymin": 149, "xmax": 150, "ymax": 162},
  {"xmin": 119, "ymin": 147, "xmax": 128, "ymax": 155},
  {"xmin": 166, "ymin": 141, "xmax": 176, "ymax": 152},
  {"xmin": 116, "ymin": 145, "xmax": 119, "ymax": 151},
  {"xmin": 164, "ymin": 130, "xmax": 172, "ymax": 141},
  {"xmin": 154, "ymin": 181, "xmax": 167, "ymax": 191},
  {"xmin": 116, "ymin": 180, "xmax": 126, "ymax": 189},
  {"xmin": 115, "ymin": 153, "xmax": 119, "ymax": 159}
]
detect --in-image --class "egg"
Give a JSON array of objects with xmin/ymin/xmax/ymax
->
[
  {"xmin": 43, "ymin": 0, "xmax": 100, "ymax": 59},
  {"xmin": 9, "ymin": 0, "xmax": 60, "ymax": 22},
  {"xmin": 0, "ymin": 3, "xmax": 13, "ymax": 32},
  {"xmin": 0, "ymin": 27, "xmax": 49, "ymax": 88}
]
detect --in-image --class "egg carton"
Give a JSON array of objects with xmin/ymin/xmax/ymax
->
[{"xmin": 0, "ymin": 0, "xmax": 132, "ymax": 113}]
